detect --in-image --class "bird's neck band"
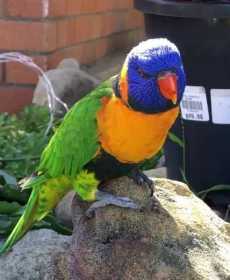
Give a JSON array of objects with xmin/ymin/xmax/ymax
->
[
  {"xmin": 112, "ymin": 75, "xmax": 121, "ymax": 98},
  {"xmin": 119, "ymin": 62, "xmax": 129, "ymax": 104}
]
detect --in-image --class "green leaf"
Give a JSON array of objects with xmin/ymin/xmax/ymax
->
[
  {"xmin": 0, "ymin": 216, "xmax": 11, "ymax": 233},
  {"xmin": 0, "ymin": 201, "xmax": 21, "ymax": 215},
  {"xmin": 0, "ymin": 184, "xmax": 30, "ymax": 204},
  {"xmin": 0, "ymin": 105, "xmax": 73, "ymax": 236},
  {"xmin": 168, "ymin": 132, "xmax": 184, "ymax": 148},
  {"xmin": 0, "ymin": 170, "xmax": 17, "ymax": 186},
  {"xmin": 198, "ymin": 184, "xmax": 230, "ymax": 199},
  {"xmin": 0, "ymin": 105, "xmax": 53, "ymax": 180},
  {"xmin": 0, "ymin": 215, "xmax": 16, "ymax": 235}
]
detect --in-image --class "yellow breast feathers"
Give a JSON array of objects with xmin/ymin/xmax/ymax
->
[{"xmin": 97, "ymin": 95, "xmax": 179, "ymax": 164}]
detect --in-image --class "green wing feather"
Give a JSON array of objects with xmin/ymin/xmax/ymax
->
[
  {"xmin": 38, "ymin": 80, "xmax": 113, "ymax": 178},
  {"xmin": 0, "ymin": 182, "xmax": 40, "ymax": 254},
  {"xmin": 0, "ymin": 175, "xmax": 72, "ymax": 254},
  {"xmin": 0, "ymin": 80, "xmax": 113, "ymax": 255}
]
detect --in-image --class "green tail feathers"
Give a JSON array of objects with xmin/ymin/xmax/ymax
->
[
  {"xmin": 0, "ymin": 175, "xmax": 72, "ymax": 255},
  {"xmin": 0, "ymin": 170, "xmax": 98, "ymax": 255},
  {"xmin": 0, "ymin": 188, "xmax": 39, "ymax": 255}
]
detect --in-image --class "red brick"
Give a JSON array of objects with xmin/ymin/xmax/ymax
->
[
  {"xmin": 125, "ymin": 10, "xmax": 144, "ymax": 30},
  {"xmin": 4, "ymin": 0, "xmax": 135, "ymax": 19},
  {"xmin": 0, "ymin": 86, "xmax": 33, "ymax": 113},
  {"xmin": 55, "ymin": 15, "xmax": 105, "ymax": 49},
  {"xmin": 76, "ymin": 15, "xmax": 103, "ymax": 43},
  {"xmin": 97, "ymin": 29, "xmax": 144, "ymax": 58},
  {"xmin": 0, "ymin": 20, "xmax": 57, "ymax": 52},
  {"xmin": 5, "ymin": 0, "xmax": 47, "ymax": 18},
  {"xmin": 6, "ymin": 55, "xmax": 48, "ymax": 85},
  {"xmin": 48, "ymin": 42, "xmax": 96, "ymax": 67},
  {"xmin": 0, "ymin": 6, "xmax": 144, "ymax": 59},
  {"xmin": 95, "ymin": 38, "xmax": 109, "ymax": 60},
  {"xmin": 49, "ymin": 29, "xmax": 145, "ymax": 67},
  {"xmin": 66, "ymin": 0, "xmax": 81, "ymax": 16},
  {"xmin": 110, "ymin": 0, "xmax": 134, "ymax": 11},
  {"xmin": 5, "ymin": 0, "xmax": 68, "ymax": 18},
  {"xmin": 100, "ymin": 11, "xmax": 143, "ymax": 37},
  {"xmin": 0, "ymin": 0, "xmax": 5, "ymax": 17},
  {"xmin": 49, "ymin": 38, "xmax": 116, "ymax": 67},
  {"xmin": 102, "ymin": 12, "xmax": 125, "ymax": 36},
  {"xmin": 0, "ymin": 64, "xmax": 4, "ymax": 83},
  {"xmin": 100, "ymin": 11, "xmax": 144, "ymax": 38},
  {"xmin": 53, "ymin": 0, "xmax": 132, "ymax": 17},
  {"xmin": 55, "ymin": 12, "xmax": 142, "ymax": 50},
  {"xmin": 66, "ymin": 0, "xmax": 134, "ymax": 16},
  {"xmin": 56, "ymin": 18, "xmax": 77, "ymax": 49},
  {"xmin": 67, "ymin": 0, "xmax": 105, "ymax": 16},
  {"xmin": 90, "ymin": 0, "xmax": 116, "ymax": 13},
  {"xmin": 49, "ymin": 0, "xmax": 68, "ymax": 17},
  {"xmin": 57, "ymin": 10, "xmax": 144, "ymax": 49}
]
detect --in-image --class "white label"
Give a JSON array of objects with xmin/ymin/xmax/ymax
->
[
  {"xmin": 211, "ymin": 89, "xmax": 230, "ymax": 124},
  {"xmin": 180, "ymin": 86, "xmax": 209, "ymax": 121}
]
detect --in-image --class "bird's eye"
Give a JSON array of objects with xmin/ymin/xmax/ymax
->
[{"xmin": 137, "ymin": 68, "xmax": 151, "ymax": 80}]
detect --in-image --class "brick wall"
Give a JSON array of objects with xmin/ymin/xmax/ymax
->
[{"xmin": 0, "ymin": 0, "xmax": 144, "ymax": 113}]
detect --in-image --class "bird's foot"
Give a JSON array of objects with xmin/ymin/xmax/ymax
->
[
  {"xmin": 129, "ymin": 168, "xmax": 155, "ymax": 197},
  {"xmin": 85, "ymin": 190, "xmax": 140, "ymax": 218}
]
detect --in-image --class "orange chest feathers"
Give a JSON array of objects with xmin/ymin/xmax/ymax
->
[{"xmin": 97, "ymin": 96, "xmax": 179, "ymax": 164}]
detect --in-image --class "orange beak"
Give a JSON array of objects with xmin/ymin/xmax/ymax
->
[{"xmin": 157, "ymin": 72, "xmax": 178, "ymax": 105}]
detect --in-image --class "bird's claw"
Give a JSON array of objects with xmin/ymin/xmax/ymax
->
[
  {"xmin": 85, "ymin": 190, "xmax": 140, "ymax": 218},
  {"xmin": 129, "ymin": 168, "xmax": 155, "ymax": 197}
]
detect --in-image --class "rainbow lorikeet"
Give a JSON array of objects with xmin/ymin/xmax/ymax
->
[{"xmin": 0, "ymin": 38, "xmax": 186, "ymax": 254}]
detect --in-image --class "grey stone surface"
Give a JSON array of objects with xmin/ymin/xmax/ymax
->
[
  {"xmin": 55, "ymin": 191, "xmax": 75, "ymax": 228},
  {"xmin": 70, "ymin": 177, "xmax": 230, "ymax": 280},
  {"xmin": 33, "ymin": 52, "xmax": 126, "ymax": 115},
  {"xmin": 54, "ymin": 166, "xmax": 167, "ymax": 230},
  {"xmin": 144, "ymin": 167, "xmax": 167, "ymax": 178},
  {"xmin": 0, "ymin": 229, "xmax": 72, "ymax": 280},
  {"xmin": 2, "ymin": 178, "xmax": 230, "ymax": 280},
  {"xmin": 33, "ymin": 58, "xmax": 99, "ymax": 114}
]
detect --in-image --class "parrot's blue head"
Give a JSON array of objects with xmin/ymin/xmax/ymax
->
[{"xmin": 117, "ymin": 38, "xmax": 186, "ymax": 113}]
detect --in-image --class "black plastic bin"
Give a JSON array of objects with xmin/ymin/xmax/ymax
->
[{"xmin": 135, "ymin": 0, "xmax": 230, "ymax": 207}]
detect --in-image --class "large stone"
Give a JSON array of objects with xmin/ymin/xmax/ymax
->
[
  {"xmin": 70, "ymin": 177, "xmax": 230, "ymax": 280},
  {"xmin": 33, "ymin": 58, "xmax": 99, "ymax": 114},
  {"xmin": 55, "ymin": 191, "xmax": 75, "ymax": 228},
  {"xmin": 0, "ymin": 229, "xmax": 72, "ymax": 280},
  {"xmin": 144, "ymin": 167, "xmax": 167, "ymax": 178},
  {"xmin": 54, "ymin": 169, "xmax": 167, "ymax": 229}
]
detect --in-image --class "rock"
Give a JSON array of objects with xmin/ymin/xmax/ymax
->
[
  {"xmin": 144, "ymin": 167, "xmax": 167, "ymax": 178},
  {"xmin": 57, "ymin": 58, "xmax": 80, "ymax": 70},
  {"xmin": 70, "ymin": 177, "xmax": 230, "ymax": 280},
  {"xmin": 0, "ymin": 229, "xmax": 72, "ymax": 280},
  {"xmin": 55, "ymin": 191, "xmax": 75, "ymax": 228},
  {"xmin": 33, "ymin": 58, "xmax": 99, "ymax": 114}
]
